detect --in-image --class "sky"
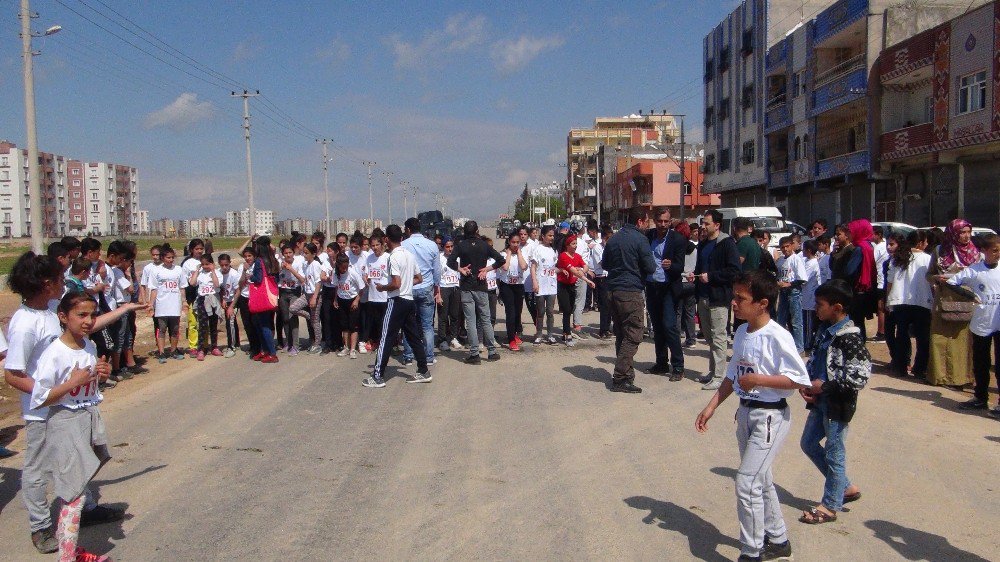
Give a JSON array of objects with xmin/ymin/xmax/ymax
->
[{"xmin": 0, "ymin": 0, "xmax": 739, "ymax": 224}]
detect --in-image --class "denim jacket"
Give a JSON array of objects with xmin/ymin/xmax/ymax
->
[{"xmin": 807, "ymin": 318, "xmax": 872, "ymax": 422}]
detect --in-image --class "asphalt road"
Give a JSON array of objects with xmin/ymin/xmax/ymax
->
[{"xmin": 0, "ymin": 312, "xmax": 996, "ymax": 561}]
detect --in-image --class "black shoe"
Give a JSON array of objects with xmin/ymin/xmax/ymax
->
[
  {"xmin": 485, "ymin": 353, "xmax": 501, "ymax": 362},
  {"xmin": 959, "ymin": 398, "xmax": 988, "ymax": 410},
  {"xmin": 683, "ymin": 340, "xmax": 696, "ymax": 348},
  {"xmin": 401, "ymin": 358, "xmax": 414, "ymax": 366},
  {"xmin": 697, "ymin": 375, "xmax": 713, "ymax": 384},
  {"xmin": 669, "ymin": 367, "xmax": 684, "ymax": 382},
  {"xmin": 872, "ymin": 333, "xmax": 886, "ymax": 342},
  {"xmin": 610, "ymin": 382, "xmax": 642, "ymax": 393},
  {"xmin": 81, "ymin": 504, "xmax": 126, "ymax": 527},
  {"xmin": 737, "ymin": 555, "xmax": 761, "ymax": 562},
  {"xmin": 31, "ymin": 526, "xmax": 58, "ymax": 553},
  {"xmin": 762, "ymin": 538, "xmax": 792, "ymax": 561},
  {"xmin": 647, "ymin": 364, "xmax": 670, "ymax": 374},
  {"xmin": 464, "ymin": 355, "xmax": 481, "ymax": 365},
  {"xmin": 989, "ymin": 405, "xmax": 1000, "ymax": 419}
]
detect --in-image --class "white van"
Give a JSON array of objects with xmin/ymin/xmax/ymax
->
[{"xmin": 708, "ymin": 207, "xmax": 796, "ymax": 252}]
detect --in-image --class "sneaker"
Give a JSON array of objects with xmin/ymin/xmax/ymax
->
[
  {"xmin": 464, "ymin": 355, "xmax": 481, "ymax": 365},
  {"xmin": 308, "ymin": 345, "xmax": 323, "ymax": 354},
  {"xmin": 737, "ymin": 555, "xmax": 761, "ymax": 562},
  {"xmin": 407, "ymin": 373, "xmax": 433, "ymax": 383},
  {"xmin": 81, "ymin": 504, "xmax": 126, "ymax": 527},
  {"xmin": 223, "ymin": 348, "xmax": 236, "ymax": 358},
  {"xmin": 401, "ymin": 357, "xmax": 414, "ymax": 366},
  {"xmin": 211, "ymin": 348, "xmax": 223, "ymax": 357},
  {"xmin": 74, "ymin": 546, "xmax": 110, "ymax": 562},
  {"xmin": 189, "ymin": 348, "xmax": 198, "ymax": 357},
  {"xmin": 450, "ymin": 338, "xmax": 463, "ymax": 350},
  {"xmin": 288, "ymin": 347, "xmax": 299, "ymax": 357},
  {"xmin": 109, "ymin": 371, "xmax": 124, "ymax": 382},
  {"xmin": 669, "ymin": 367, "xmax": 684, "ymax": 382},
  {"xmin": 610, "ymin": 382, "xmax": 642, "ymax": 393},
  {"xmin": 648, "ymin": 364, "xmax": 670, "ymax": 374},
  {"xmin": 197, "ymin": 351, "xmax": 206, "ymax": 361},
  {"xmin": 959, "ymin": 398, "xmax": 988, "ymax": 410},
  {"xmin": 509, "ymin": 340, "xmax": 521, "ymax": 352},
  {"xmin": 358, "ymin": 343, "xmax": 368, "ymax": 354},
  {"xmin": 565, "ymin": 338, "xmax": 576, "ymax": 347},
  {"xmin": 683, "ymin": 340, "xmax": 697, "ymax": 348},
  {"xmin": 989, "ymin": 405, "xmax": 1000, "ymax": 419},
  {"xmin": 260, "ymin": 354, "xmax": 279, "ymax": 364},
  {"xmin": 702, "ymin": 379, "xmax": 723, "ymax": 390},
  {"xmin": 872, "ymin": 333, "xmax": 886, "ymax": 342},
  {"xmin": 126, "ymin": 365, "xmax": 149, "ymax": 374},
  {"xmin": 547, "ymin": 336, "xmax": 559, "ymax": 345},
  {"xmin": 337, "ymin": 349, "xmax": 348, "ymax": 357},
  {"xmin": 761, "ymin": 538, "xmax": 792, "ymax": 561},
  {"xmin": 172, "ymin": 351, "xmax": 186, "ymax": 360},
  {"xmin": 31, "ymin": 526, "xmax": 58, "ymax": 554},
  {"xmin": 429, "ymin": 357, "xmax": 437, "ymax": 365},
  {"xmin": 534, "ymin": 336, "xmax": 544, "ymax": 345},
  {"xmin": 350, "ymin": 350, "xmax": 358, "ymax": 359},
  {"xmin": 486, "ymin": 353, "xmax": 501, "ymax": 362},
  {"xmin": 362, "ymin": 376, "xmax": 386, "ymax": 388},
  {"xmin": 157, "ymin": 354, "xmax": 167, "ymax": 364},
  {"xmin": 439, "ymin": 341, "xmax": 450, "ymax": 352},
  {"xmin": 119, "ymin": 369, "xmax": 134, "ymax": 380}
]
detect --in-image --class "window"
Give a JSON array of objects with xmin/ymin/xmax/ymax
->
[
  {"xmin": 71, "ymin": 179, "xmax": 80, "ymax": 187},
  {"xmin": 3, "ymin": 213, "xmax": 9, "ymax": 222},
  {"xmin": 720, "ymin": 98, "xmax": 731, "ymax": 120},
  {"xmin": 73, "ymin": 203, "xmax": 81, "ymax": 210},
  {"xmin": 705, "ymin": 106, "xmax": 715, "ymax": 128},
  {"xmin": 720, "ymin": 149, "xmax": 732, "ymax": 171},
  {"xmin": 719, "ymin": 46, "xmax": 731, "ymax": 73},
  {"xmin": 92, "ymin": 204, "xmax": 98, "ymax": 212},
  {"xmin": 742, "ymin": 140, "xmax": 755, "ymax": 165},
  {"xmin": 705, "ymin": 154, "xmax": 716, "ymax": 174},
  {"xmin": 91, "ymin": 192, "xmax": 98, "ymax": 200},
  {"xmin": 793, "ymin": 136, "xmax": 802, "ymax": 160},
  {"xmin": 791, "ymin": 71, "xmax": 805, "ymax": 99},
  {"xmin": 742, "ymin": 84, "xmax": 754, "ymax": 109},
  {"xmin": 71, "ymin": 168, "xmax": 79, "ymax": 175},
  {"xmin": 683, "ymin": 182, "xmax": 692, "ymax": 195},
  {"xmin": 958, "ymin": 70, "xmax": 987, "ymax": 114},
  {"xmin": 705, "ymin": 59, "xmax": 714, "ymax": 82},
  {"xmin": 1, "ymin": 157, "xmax": 8, "ymax": 166},
  {"xmin": 73, "ymin": 214, "xmax": 81, "ymax": 222},
  {"xmin": 741, "ymin": 28, "xmax": 754, "ymax": 56},
  {"xmin": 0, "ymin": 171, "xmax": 7, "ymax": 181},
  {"xmin": 72, "ymin": 191, "xmax": 80, "ymax": 198},
  {"xmin": 667, "ymin": 172, "xmax": 682, "ymax": 183}
]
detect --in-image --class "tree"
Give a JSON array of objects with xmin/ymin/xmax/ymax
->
[{"xmin": 513, "ymin": 193, "xmax": 566, "ymax": 224}]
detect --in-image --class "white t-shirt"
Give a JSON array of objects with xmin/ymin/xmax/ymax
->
[
  {"xmin": 532, "ymin": 245, "xmax": 558, "ymax": 296},
  {"xmin": 817, "ymin": 253, "xmax": 831, "ymax": 284},
  {"xmin": 319, "ymin": 261, "xmax": 336, "ymax": 289},
  {"xmin": 239, "ymin": 262, "xmax": 254, "ymax": 299},
  {"xmin": 387, "ymin": 246, "xmax": 416, "ymax": 300},
  {"xmin": 777, "ymin": 252, "xmax": 808, "ymax": 284},
  {"xmin": 219, "ymin": 266, "xmax": 242, "ymax": 303},
  {"xmin": 522, "ymin": 239, "xmax": 539, "ymax": 289},
  {"xmin": 149, "ymin": 264, "xmax": 188, "ymax": 317},
  {"xmin": 947, "ymin": 261, "xmax": 1000, "ymax": 337},
  {"xmin": 502, "ymin": 250, "xmax": 525, "ymax": 285},
  {"xmin": 726, "ymin": 320, "xmax": 810, "ymax": 402},
  {"xmin": 140, "ymin": 262, "xmax": 161, "ymax": 293},
  {"xmin": 576, "ymin": 234, "xmax": 592, "ymax": 266},
  {"xmin": 277, "ymin": 260, "xmax": 304, "ymax": 290},
  {"xmin": 195, "ymin": 270, "xmax": 222, "ymax": 297},
  {"xmin": 874, "ymin": 240, "xmax": 889, "ymax": 289},
  {"xmin": 5, "ymin": 300, "xmax": 61, "ymax": 421},
  {"xmin": 302, "ymin": 261, "xmax": 322, "ymax": 295},
  {"xmin": 30, "ymin": 338, "xmax": 101, "ymax": 410},
  {"xmin": 886, "ymin": 252, "xmax": 932, "ymax": 310},
  {"xmin": 318, "ymin": 251, "xmax": 331, "ymax": 266},
  {"xmin": 335, "ymin": 267, "xmax": 366, "ymax": 300},
  {"xmin": 440, "ymin": 253, "xmax": 461, "ymax": 288},
  {"xmin": 348, "ymin": 250, "xmax": 368, "ymax": 275},
  {"xmin": 365, "ymin": 252, "xmax": 390, "ymax": 303},
  {"xmin": 109, "ymin": 266, "xmax": 132, "ymax": 306},
  {"xmin": 84, "ymin": 261, "xmax": 106, "ymax": 306},
  {"xmin": 800, "ymin": 257, "xmax": 821, "ymax": 311},
  {"xmin": 486, "ymin": 258, "xmax": 498, "ymax": 291},
  {"xmin": 591, "ymin": 241, "xmax": 607, "ymax": 277},
  {"xmin": 181, "ymin": 256, "xmax": 201, "ymax": 280}
]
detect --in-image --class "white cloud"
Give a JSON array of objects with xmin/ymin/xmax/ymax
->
[
  {"xmin": 317, "ymin": 38, "xmax": 351, "ymax": 65},
  {"xmin": 230, "ymin": 38, "xmax": 262, "ymax": 63},
  {"xmin": 491, "ymin": 34, "xmax": 564, "ymax": 73},
  {"xmin": 144, "ymin": 93, "xmax": 215, "ymax": 130},
  {"xmin": 385, "ymin": 13, "xmax": 487, "ymax": 70}
]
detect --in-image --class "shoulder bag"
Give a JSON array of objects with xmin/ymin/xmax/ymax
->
[{"xmin": 249, "ymin": 272, "xmax": 279, "ymax": 313}]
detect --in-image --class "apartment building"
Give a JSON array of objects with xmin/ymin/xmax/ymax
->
[
  {"xmin": 275, "ymin": 218, "xmax": 315, "ymax": 236},
  {"xmin": 875, "ymin": 0, "xmax": 1000, "ymax": 228},
  {"xmin": 224, "ymin": 209, "xmax": 275, "ymax": 236}
]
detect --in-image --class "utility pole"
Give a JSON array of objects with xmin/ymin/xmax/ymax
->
[
  {"xmin": 679, "ymin": 116, "xmax": 686, "ymax": 221},
  {"xmin": 595, "ymin": 147, "xmax": 602, "ymax": 228},
  {"xmin": 382, "ymin": 170, "xmax": 393, "ymax": 225},
  {"xmin": 412, "ymin": 185, "xmax": 419, "ymax": 215},
  {"xmin": 362, "ymin": 161, "xmax": 376, "ymax": 227},
  {"xmin": 400, "ymin": 181, "xmax": 410, "ymax": 219},
  {"xmin": 317, "ymin": 138, "xmax": 330, "ymax": 236},
  {"xmin": 232, "ymin": 89, "xmax": 260, "ymax": 236}
]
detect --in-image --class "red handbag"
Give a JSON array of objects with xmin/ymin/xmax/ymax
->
[{"xmin": 249, "ymin": 273, "xmax": 278, "ymax": 313}]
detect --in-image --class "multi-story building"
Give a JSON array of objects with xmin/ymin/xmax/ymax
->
[
  {"xmin": 136, "ymin": 210, "xmax": 150, "ymax": 235},
  {"xmin": 332, "ymin": 218, "xmax": 355, "ymax": 235},
  {"xmin": 567, "ymin": 114, "xmax": 679, "ymax": 218},
  {"xmin": 0, "ymin": 141, "xmax": 67, "ymax": 238},
  {"xmin": 875, "ymin": 0, "xmax": 1000, "ymax": 228},
  {"xmin": 150, "ymin": 218, "xmax": 177, "ymax": 237},
  {"xmin": 612, "ymin": 153, "xmax": 721, "ymax": 220},
  {"xmin": 276, "ymin": 218, "xmax": 315, "ymax": 236},
  {"xmin": 224, "ymin": 209, "xmax": 274, "ymax": 236},
  {"xmin": 180, "ymin": 217, "xmax": 224, "ymax": 238}
]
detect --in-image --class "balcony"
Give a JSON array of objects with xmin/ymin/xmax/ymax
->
[
  {"xmin": 766, "ymin": 40, "xmax": 788, "ymax": 71},
  {"xmin": 879, "ymin": 26, "xmax": 935, "ymax": 84},
  {"xmin": 816, "ymin": 150, "xmax": 869, "ymax": 180},
  {"xmin": 815, "ymin": 53, "xmax": 865, "ymax": 88},
  {"xmin": 879, "ymin": 122, "xmax": 934, "ymax": 161},
  {"xmin": 814, "ymin": 0, "xmax": 868, "ymax": 47},
  {"xmin": 812, "ymin": 67, "xmax": 866, "ymax": 116},
  {"xmin": 769, "ymin": 168, "xmax": 790, "ymax": 189},
  {"xmin": 765, "ymin": 104, "xmax": 791, "ymax": 133}
]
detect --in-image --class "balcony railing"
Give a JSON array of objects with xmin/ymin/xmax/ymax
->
[
  {"xmin": 765, "ymin": 92, "xmax": 787, "ymax": 109},
  {"xmin": 816, "ymin": 150, "xmax": 869, "ymax": 180},
  {"xmin": 765, "ymin": 104, "xmax": 790, "ymax": 133},
  {"xmin": 812, "ymin": 67, "xmax": 867, "ymax": 116},
  {"xmin": 814, "ymin": 0, "xmax": 868, "ymax": 46},
  {"xmin": 815, "ymin": 54, "xmax": 865, "ymax": 88},
  {"xmin": 766, "ymin": 40, "xmax": 788, "ymax": 71},
  {"xmin": 769, "ymin": 168, "xmax": 790, "ymax": 189},
  {"xmin": 879, "ymin": 122, "xmax": 934, "ymax": 161}
]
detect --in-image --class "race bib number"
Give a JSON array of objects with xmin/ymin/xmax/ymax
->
[
  {"xmin": 444, "ymin": 271, "xmax": 460, "ymax": 285},
  {"xmin": 542, "ymin": 267, "xmax": 556, "ymax": 278},
  {"xmin": 339, "ymin": 283, "xmax": 351, "ymax": 292},
  {"xmin": 68, "ymin": 377, "xmax": 98, "ymax": 401},
  {"xmin": 161, "ymin": 279, "xmax": 179, "ymax": 293},
  {"xmin": 368, "ymin": 267, "xmax": 385, "ymax": 281},
  {"xmin": 198, "ymin": 283, "xmax": 216, "ymax": 296},
  {"xmin": 508, "ymin": 274, "xmax": 521, "ymax": 284},
  {"xmin": 487, "ymin": 277, "xmax": 497, "ymax": 290},
  {"xmin": 734, "ymin": 360, "xmax": 758, "ymax": 397}
]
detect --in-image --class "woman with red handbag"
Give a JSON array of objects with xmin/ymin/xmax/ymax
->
[{"xmin": 247, "ymin": 236, "xmax": 281, "ymax": 363}]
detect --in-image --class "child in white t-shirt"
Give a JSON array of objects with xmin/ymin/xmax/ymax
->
[
  {"xmin": 333, "ymin": 253, "xmax": 366, "ymax": 359},
  {"xmin": 776, "ymin": 236, "xmax": 808, "ymax": 353},
  {"xmin": 696, "ymin": 270, "xmax": 810, "ymax": 561},
  {"xmin": 800, "ymin": 240, "xmax": 822, "ymax": 350},
  {"xmin": 886, "ymin": 232, "xmax": 932, "ymax": 378},
  {"xmin": 362, "ymin": 236, "xmax": 391, "ymax": 354},
  {"xmin": 944, "ymin": 233, "xmax": 1000, "ymax": 416},
  {"xmin": 289, "ymin": 243, "xmax": 325, "ymax": 354},
  {"xmin": 188, "ymin": 254, "xmax": 223, "ymax": 360},
  {"xmin": 217, "ymin": 253, "xmax": 242, "ymax": 358},
  {"xmin": 530, "ymin": 226, "xmax": 559, "ymax": 344},
  {"xmin": 148, "ymin": 246, "xmax": 188, "ymax": 363}
]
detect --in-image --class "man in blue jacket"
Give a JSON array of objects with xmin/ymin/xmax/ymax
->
[
  {"xmin": 603, "ymin": 207, "xmax": 658, "ymax": 393},
  {"xmin": 646, "ymin": 208, "xmax": 689, "ymax": 381},
  {"xmin": 694, "ymin": 209, "xmax": 742, "ymax": 389}
]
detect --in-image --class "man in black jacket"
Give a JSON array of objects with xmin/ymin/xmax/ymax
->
[
  {"xmin": 603, "ymin": 207, "xmax": 658, "ymax": 393},
  {"xmin": 693, "ymin": 209, "xmax": 742, "ymax": 389},
  {"xmin": 646, "ymin": 208, "xmax": 688, "ymax": 380},
  {"xmin": 449, "ymin": 221, "xmax": 505, "ymax": 364}
]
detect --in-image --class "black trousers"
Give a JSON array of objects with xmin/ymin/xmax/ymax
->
[
  {"xmin": 366, "ymin": 301, "xmax": 388, "ymax": 346},
  {"xmin": 887, "ymin": 305, "xmax": 930, "ymax": 376},
  {"xmin": 524, "ymin": 290, "xmax": 537, "ymax": 325},
  {"xmin": 373, "ymin": 297, "xmax": 427, "ymax": 380},
  {"xmin": 237, "ymin": 295, "xmax": 259, "ymax": 355},
  {"xmin": 322, "ymin": 286, "xmax": 343, "ymax": 350},
  {"xmin": 557, "ymin": 282, "xmax": 576, "ymax": 335},
  {"xmin": 646, "ymin": 281, "xmax": 684, "ymax": 370},
  {"xmin": 594, "ymin": 276, "xmax": 611, "ymax": 333},
  {"xmin": 971, "ymin": 331, "xmax": 1000, "ymax": 401},
  {"xmin": 498, "ymin": 281, "xmax": 524, "ymax": 343}
]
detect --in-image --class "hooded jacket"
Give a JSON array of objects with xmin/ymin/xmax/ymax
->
[{"xmin": 692, "ymin": 232, "xmax": 742, "ymax": 306}]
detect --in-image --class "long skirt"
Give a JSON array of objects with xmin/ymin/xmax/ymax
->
[{"xmin": 927, "ymin": 305, "xmax": 974, "ymax": 386}]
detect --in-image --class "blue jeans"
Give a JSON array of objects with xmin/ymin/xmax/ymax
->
[
  {"xmin": 778, "ymin": 287, "xmax": 803, "ymax": 352},
  {"xmin": 402, "ymin": 285, "xmax": 436, "ymax": 363},
  {"xmin": 800, "ymin": 396, "xmax": 851, "ymax": 511},
  {"xmin": 252, "ymin": 311, "xmax": 276, "ymax": 355},
  {"xmin": 645, "ymin": 282, "xmax": 683, "ymax": 369}
]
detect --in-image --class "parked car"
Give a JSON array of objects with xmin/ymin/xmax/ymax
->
[{"xmin": 872, "ymin": 221, "xmax": 917, "ymax": 238}]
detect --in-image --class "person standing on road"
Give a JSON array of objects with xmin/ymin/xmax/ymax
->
[
  {"xmin": 521, "ymin": 227, "xmax": 540, "ymax": 332},
  {"xmin": 590, "ymin": 224, "xmax": 612, "ymax": 339},
  {"xmin": 450, "ymin": 221, "xmax": 505, "ymax": 364},
  {"xmin": 645, "ymin": 208, "xmax": 688, "ymax": 381},
  {"xmin": 694, "ymin": 209, "xmax": 742, "ymax": 390},
  {"xmin": 556, "ymin": 235, "xmax": 595, "ymax": 347},
  {"xmin": 497, "ymin": 232, "xmax": 528, "ymax": 350},
  {"xmin": 365, "ymin": 224, "xmax": 431, "ymax": 388},
  {"xmin": 437, "ymin": 237, "xmax": 464, "ymax": 351},
  {"xmin": 676, "ymin": 223, "xmax": 699, "ymax": 347},
  {"xmin": 603, "ymin": 208, "xmax": 658, "ymax": 393},
  {"xmin": 530, "ymin": 226, "xmax": 560, "ymax": 345},
  {"xmin": 402, "ymin": 218, "xmax": 442, "ymax": 367}
]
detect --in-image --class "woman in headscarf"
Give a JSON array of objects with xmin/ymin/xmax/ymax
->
[
  {"xmin": 830, "ymin": 220, "xmax": 878, "ymax": 340},
  {"xmin": 926, "ymin": 219, "xmax": 982, "ymax": 386}
]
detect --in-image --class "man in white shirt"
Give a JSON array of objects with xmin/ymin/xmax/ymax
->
[
  {"xmin": 365, "ymin": 224, "xmax": 431, "ymax": 388},
  {"xmin": 872, "ymin": 226, "xmax": 889, "ymax": 342}
]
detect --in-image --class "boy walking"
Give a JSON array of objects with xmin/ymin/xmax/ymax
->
[
  {"xmin": 776, "ymin": 236, "xmax": 807, "ymax": 353},
  {"xmin": 799, "ymin": 280, "xmax": 870, "ymax": 524},
  {"xmin": 696, "ymin": 270, "xmax": 810, "ymax": 561}
]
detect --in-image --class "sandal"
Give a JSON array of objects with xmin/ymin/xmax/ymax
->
[
  {"xmin": 843, "ymin": 491, "xmax": 862, "ymax": 504},
  {"xmin": 799, "ymin": 506, "xmax": 837, "ymax": 525}
]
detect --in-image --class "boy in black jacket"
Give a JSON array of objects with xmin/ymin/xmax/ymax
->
[{"xmin": 799, "ymin": 280, "xmax": 871, "ymax": 524}]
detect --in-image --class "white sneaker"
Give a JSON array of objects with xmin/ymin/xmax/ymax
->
[
  {"xmin": 337, "ymin": 349, "xmax": 348, "ymax": 357},
  {"xmin": 406, "ymin": 373, "xmax": 433, "ymax": 383},
  {"xmin": 450, "ymin": 338, "xmax": 463, "ymax": 350},
  {"xmin": 358, "ymin": 343, "xmax": 368, "ymax": 354},
  {"xmin": 547, "ymin": 336, "xmax": 559, "ymax": 345},
  {"xmin": 350, "ymin": 350, "xmax": 358, "ymax": 359},
  {"xmin": 565, "ymin": 338, "xmax": 576, "ymax": 347},
  {"xmin": 534, "ymin": 336, "xmax": 544, "ymax": 345},
  {"xmin": 362, "ymin": 376, "xmax": 386, "ymax": 388}
]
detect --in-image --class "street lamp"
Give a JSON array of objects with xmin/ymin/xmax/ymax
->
[{"xmin": 20, "ymin": 0, "xmax": 61, "ymax": 253}]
